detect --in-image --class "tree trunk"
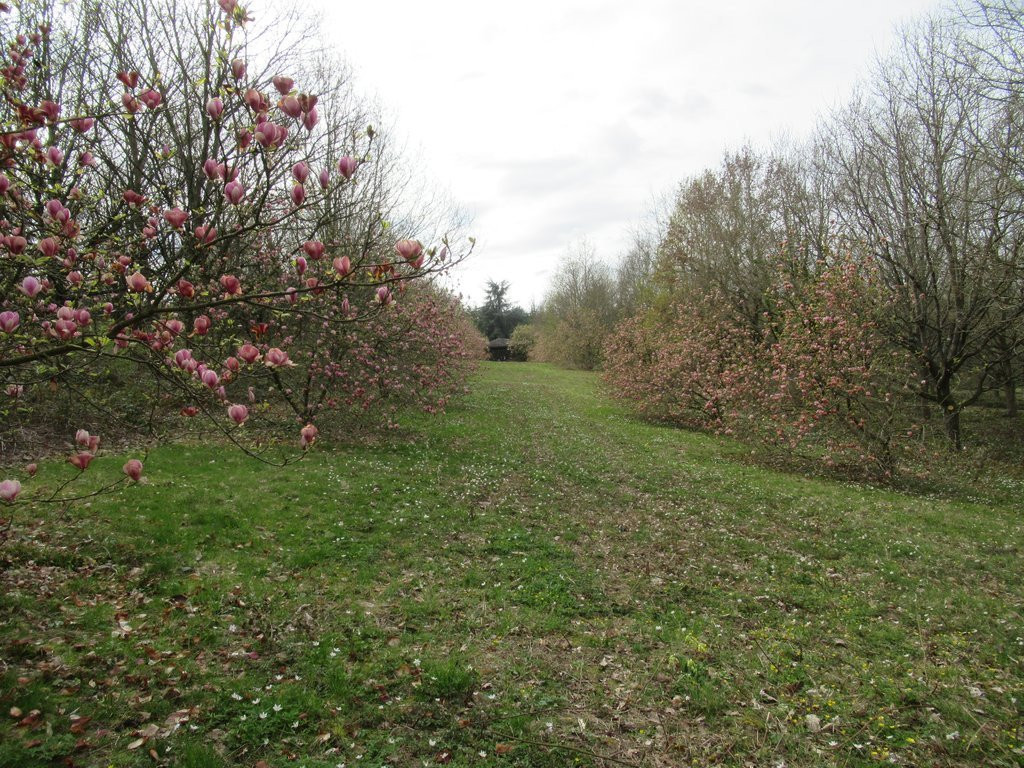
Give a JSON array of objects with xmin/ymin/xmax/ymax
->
[
  {"xmin": 918, "ymin": 365, "xmax": 932, "ymax": 421},
  {"xmin": 1003, "ymin": 373, "xmax": 1017, "ymax": 418},
  {"xmin": 937, "ymin": 378, "xmax": 963, "ymax": 451}
]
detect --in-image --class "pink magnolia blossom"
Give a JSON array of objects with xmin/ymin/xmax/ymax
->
[
  {"xmin": 227, "ymin": 403, "xmax": 249, "ymax": 424},
  {"xmin": 302, "ymin": 240, "xmax": 324, "ymax": 260},
  {"xmin": 194, "ymin": 225, "xmax": 217, "ymax": 245},
  {"xmin": 254, "ymin": 120, "xmax": 286, "ymax": 148},
  {"xmin": 126, "ymin": 271, "xmax": 151, "ymax": 292},
  {"xmin": 45, "ymin": 198, "xmax": 66, "ymax": 219},
  {"xmin": 25, "ymin": 463, "xmax": 37, "ymax": 477},
  {"xmin": 295, "ymin": 256, "xmax": 307, "ymax": 276},
  {"xmin": 164, "ymin": 207, "xmax": 188, "ymax": 229},
  {"xmin": 220, "ymin": 274, "xmax": 241, "ymax": 295},
  {"xmin": 116, "ymin": 70, "xmax": 140, "ymax": 89},
  {"xmin": 19, "ymin": 276, "xmax": 42, "ymax": 297},
  {"xmin": 225, "ymin": 356, "xmax": 240, "ymax": 372},
  {"xmin": 69, "ymin": 452, "xmax": 94, "ymax": 471},
  {"xmin": 291, "ymin": 162, "xmax": 309, "ymax": 183},
  {"xmin": 337, "ymin": 156, "xmax": 357, "ymax": 180},
  {"xmin": 71, "ymin": 117, "xmax": 94, "ymax": 132},
  {"xmin": 395, "ymin": 239, "xmax": 423, "ymax": 263},
  {"xmin": 37, "ymin": 237, "xmax": 59, "ymax": 258},
  {"xmin": 122, "ymin": 189, "xmax": 146, "ymax": 206},
  {"xmin": 319, "ymin": 168, "xmax": 330, "ymax": 189},
  {"xmin": 300, "ymin": 423, "xmax": 318, "ymax": 449},
  {"xmin": 302, "ymin": 107, "xmax": 318, "ymax": 131},
  {"xmin": 165, "ymin": 319, "xmax": 184, "ymax": 336},
  {"xmin": 332, "ymin": 256, "xmax": 351, "ymax": 277},
  {"xmin": 230, "ymin": 58, "xmax": 246, "ymax": 79},
  {"xmin": 67, "ymin": 270, "xmax": 84, "ymax": 286},
  {"xmin": 0, "ymin": 311, "xmax": 19, "ymax": 332},
  {"xmin": 272, "ymin": 76, "xmax": 294, "ymax": 95},
  {"xmin": 139, "ymin": 88, "xmax": 162, "ymax": 109},
  {"xmin": 203, "ymin": 158, "xmax": 223, "ymax": 180},
  {"xmin": 52, "ymin": 318, "xmax": 77, "ymax": 339},
  {"xmin": 243, "ymin": 88, "xmax": 266, "ymax": 112},
  {"xmin": 177, "ymin": 279, "xmax": 196, "ymax": 298},
  {"xmin": 224, "ymin": 180, "xmax": 245, "ymax": 205},
  {"xmin": 290, "ymin": 184, "xmax": 305, "ymax": 206},
  {"xmin": 122, "ymin": 459, "xmax": 143, "ymax": 482},
  {"xmin": 206, "ymin": 97, "xmax": 224, "ymax": 120},
  {"xmin": 264, "ymin": 347, "xmax": 293, "ymax": 367},
  {"xmin": 7, "ymin": 236, "xmax": 26, "ymax": 254},
  {"xmin": 201, "ymin": 368, "xmax": 220, "ymax": 388},
  {"xmin": 0, "ymin": 479, "xmax": 21, "ymax": 502},
  {"xmin": 193, "ymin": 315, "xmax": 211, "ymax": 335},
  {"xmin": 375, "ymin": 286, "xmax": 392, "ymax": 305},
  {"xmin": 75, "ymin": 429, "xmax": 100, "ymax": 452},
  {"xmin": 237, "ymin": 343, "xmax": 261, "ymax": 364},
  {"xmin": 279, "ymin": 95, "xmax": 302, "ymax": 119},
  {"xmin": 46, "ymin": 146, "xmax": 63, "ymax": 165}
]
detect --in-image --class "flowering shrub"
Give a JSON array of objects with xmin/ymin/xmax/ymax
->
[
  {"xmin": 763, "ymin": 258, "xmax": 917, "ymax": 473},
  {"xmin": 602, "ymin": 294, "xmax": 759, "ymax": 431},
  {"xmin": 0, "ymin": 0, "xmax": 473, "ymax": 508},
  {"xmin": 603, "ymin": 253, "xmax": 918, "ymax": 476}
]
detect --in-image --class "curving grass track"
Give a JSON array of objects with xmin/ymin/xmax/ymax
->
[{"xmin": 1, "ymin": 363, "xmax": 1022, "ymax": 767}]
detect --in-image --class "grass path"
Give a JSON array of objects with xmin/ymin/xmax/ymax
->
[{"xmin": 1, "ymin": 363, "xmax": 1022, "ymax": 767}]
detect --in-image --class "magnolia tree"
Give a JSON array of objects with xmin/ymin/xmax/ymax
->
[
  {"xmin": 602, "ymin": 293, "xmax": 761, "ymax": 432},
  {"xmin": 760, "ymin": 257, "xmax": 918, "ymax": 474},
  {"xmin": 603, "ymin": 253, "xmax": 918, "ymax": 476},
  {"xmin": 0, "ymin": 0, "xmax": 473, "ymax": 510}
]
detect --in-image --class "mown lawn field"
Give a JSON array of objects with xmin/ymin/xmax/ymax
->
[{"xmin": 1, "ymin": 363, "xmax": 1022, "ymax": 767}]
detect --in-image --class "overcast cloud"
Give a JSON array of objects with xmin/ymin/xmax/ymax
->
[{"xmin": 304, "ymin": 0, "xmax": 943, "ymax": 308}]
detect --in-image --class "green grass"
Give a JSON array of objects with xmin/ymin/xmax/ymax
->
[{"xmin": 1, "ymin": 362, "xmax": 1021, "ymax": 767}]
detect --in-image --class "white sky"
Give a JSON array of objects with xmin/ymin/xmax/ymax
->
[{"xmin": 301, "ymin": 0, "xmax": 943, "ymax": 308}]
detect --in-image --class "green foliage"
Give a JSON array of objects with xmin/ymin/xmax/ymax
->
[
  {"xmin": 473, "ymin": 280, "xmax": 530, "ymax": 340},
  {"xmin": 508, "ymin": 324, "xmax": 537, "ymax": 361}
]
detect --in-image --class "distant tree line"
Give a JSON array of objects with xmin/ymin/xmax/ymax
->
[{"xmin": 529, "ymin": 1, "xmax": 1024, "ymax": 472}]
